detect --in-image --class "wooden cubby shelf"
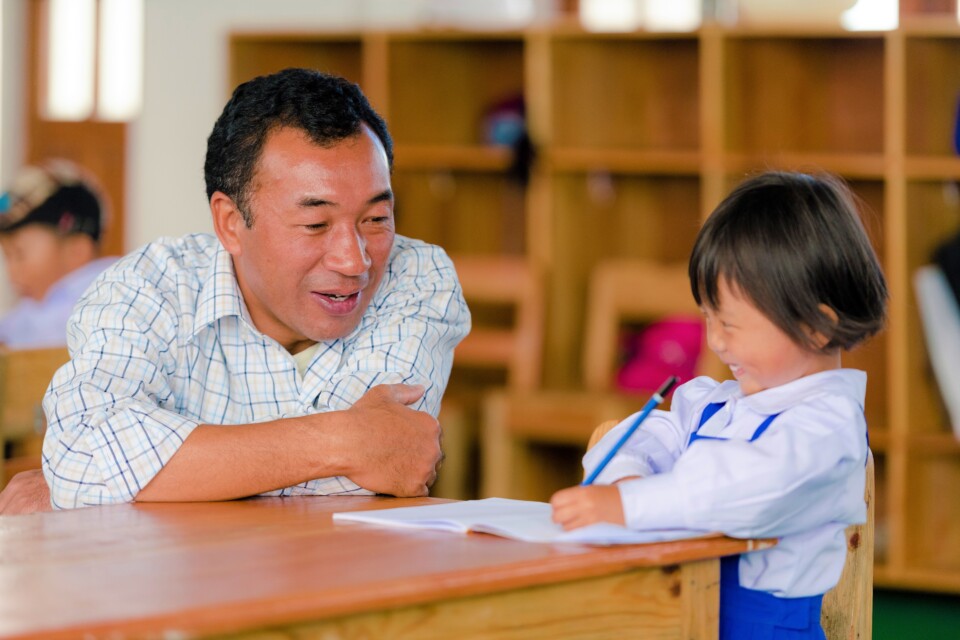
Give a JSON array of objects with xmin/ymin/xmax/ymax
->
[{"xmin": 229, "ymin": 22, "xmax": 960, "ymax": 594}]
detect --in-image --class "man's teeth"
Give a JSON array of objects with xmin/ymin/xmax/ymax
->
[{"xmin": 327, "ymin": 293, "xmax": 349, "ymax": 301}]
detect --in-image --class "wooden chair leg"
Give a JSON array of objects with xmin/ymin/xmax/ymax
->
[
  {"xmin": 481, "ymin": 391, "xmax": 532, "ymax": 499},
  {"xmin": 433, "ymin": 402, "xmax": 473, "ymax": 500}
]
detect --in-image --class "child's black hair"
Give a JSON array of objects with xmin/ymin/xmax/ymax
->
[{"xmin": 689, "ymin": 171, "xmax": 888, "ymax": 352}]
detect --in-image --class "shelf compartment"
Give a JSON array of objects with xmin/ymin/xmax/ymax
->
[
  {"xmin": 904, "ymin": 451, "xmax": 960, "ymax": 573},
  {"xmin": 723, "ymin": 35, "xmax": 885, "ymax": 155},
  {"xmin": 392, "ymin": 169, "xmax": 526, "ymax": 256},
  {"xmin": 549, "ymin": 35, "xmax": 700, "ymax": 152},
  {"xmin": 904, "ymin": 180, "xmax": 960, "ymax": 436},
  {"xmin": 228, "ymin": 34, "xmax": 364, "ymax": 92},
  {"xmin": 904, "ymin": 35, "xmax": 960, "ymax": 157},
  {"xmin": 387, "ymin": 37, "xmax": 525, "ymax": 147},
  {"xmin": 544, "ymin": 173, "xmax": 702, "ymax": 387}
]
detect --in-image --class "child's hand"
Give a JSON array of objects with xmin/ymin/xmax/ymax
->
[{"xmin": 549, "ymin": 485, "xmax": 625, "ymax": 530}]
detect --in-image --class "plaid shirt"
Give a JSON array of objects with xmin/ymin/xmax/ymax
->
[{"xmin": 41, "ymin": 233, "xmax": 469, "ymax": 508}]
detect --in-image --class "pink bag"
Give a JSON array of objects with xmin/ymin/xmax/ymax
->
[{"xmin": 616, "ymin": 315, "xmax": 703, "ymax": 394}]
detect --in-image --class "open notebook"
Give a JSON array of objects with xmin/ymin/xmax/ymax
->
[{"xmin": 333, "ymin": 497, "xmax": 712, "ymax": 545}]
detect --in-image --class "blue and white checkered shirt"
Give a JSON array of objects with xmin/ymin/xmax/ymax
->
[{"xmin": 41, "ymin": 233, "xmax": 470, "ymax": 508}]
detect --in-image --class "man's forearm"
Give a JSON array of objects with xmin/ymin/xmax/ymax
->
[
  {"xmin": 135, "ymin": 414, "xmax": 345, "ymax": 502},
  {"xmin": 131, "ymin": 383, "xmax": 438, "ymax": 502}
]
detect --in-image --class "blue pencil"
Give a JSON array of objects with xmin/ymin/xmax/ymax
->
[{"xmin": 581, "ymin": 375, "xmax": 679, "ymax": 486}]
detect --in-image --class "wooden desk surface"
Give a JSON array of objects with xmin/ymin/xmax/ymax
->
[{"xmin": 0, "ymin": 496, "xmax": 772, "ymax": 639}]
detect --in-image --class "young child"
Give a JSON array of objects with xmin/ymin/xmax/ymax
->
[
  {"xmin": 0, "ymin": 160, "xmax": 116, "ymax": 348},
  {"xmin": 551, "ymin": 171, "xmax": 888, "ymax": 640}
]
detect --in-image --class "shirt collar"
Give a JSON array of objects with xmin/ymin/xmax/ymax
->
[
  {"xmin": 705, "ymin": 369, "xmax": 867, "ymax": 415},
  {"xmin": 191, "ymin": 241, "xmax": 251, "ymax": 338}
]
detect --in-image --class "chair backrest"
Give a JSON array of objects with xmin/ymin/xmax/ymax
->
[
  {"xmin": 821, "ymin": 449, "xmax": 875, "ymax": 640},
  {"xmin": 0, "ymin": 347, "xmax": 71, "ymax": 486},
  {"xmin": 587, "ymin": 419, "xmax": 619, "ymax": 452},
  {"xmin": 0, "ymin": 347, "xmax": 70, "ymax": 441},
  {"xmin": 581, "ymin": 259, "xmax": 725, "ymax": 393},
  {"xmin": 586, "ymin": 421, "xmax": 875, "ymax": 640},
  {"xmin": 449, "ymin": 254, "xmax": 545, "ymax": 391}
]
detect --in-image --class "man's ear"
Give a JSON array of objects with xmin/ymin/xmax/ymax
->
[
  {"xmin": 809, "ymin": 303, "xmax": 840, "ymax": 349},
  {"xmin": 210, "ymin": 191, "xmax": 245, "ymax": 256}
]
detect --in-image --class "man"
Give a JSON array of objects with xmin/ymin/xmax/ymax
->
[
  {"xmin": 3, "ymin": 68, "xmax": 469, "ymax": 512},
  {"xmin": 0, "ymin": 160, "xmax": 117, "ymax": 348}
]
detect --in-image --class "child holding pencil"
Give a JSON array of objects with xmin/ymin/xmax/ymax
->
[{"xmin": 551, "ymin": 171, "xmax": 888, "ymax": 640}]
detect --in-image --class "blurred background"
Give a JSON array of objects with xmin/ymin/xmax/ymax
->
[{"xmin": 0, "ymin": 2, "xmax": 959, "ymax": 637}]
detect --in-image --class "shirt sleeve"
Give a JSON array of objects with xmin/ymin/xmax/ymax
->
[
  {"xmin": 617, "ymin": 393, "xmax": 869, "ymax": 538},
  {"xmin": 312, "ymin": 241, "xmax": 470, "ymax": 419},
  {"xmin": 582, "ymin": 377, "xmax": 719, "ymax": 483},
  {"xmin": 41, "ymin": 274, "xmax": 199, "ymax": 508}
]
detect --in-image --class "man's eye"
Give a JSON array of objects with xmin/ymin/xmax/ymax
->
[{"xmin": 304, "ymin": 223, "xmax": 327, "ymax": 231}]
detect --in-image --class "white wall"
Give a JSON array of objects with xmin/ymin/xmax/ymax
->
[
  {"xmin": 130, "ymin": 0, "xmax": 431, "ymax": 250},
  {"xmin": 0, "ymin": 0, "xmax": 25, "ymax": 312}
]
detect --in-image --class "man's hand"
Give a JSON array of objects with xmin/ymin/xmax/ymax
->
[
  {"xmin": 338, "ymin": 383, "xmax": 442, "ymax": 498},
  {"xmin": 550, "ymin": 484, "xmax": 625, "ymax": 531},
  {"xmin": 0, "ymin": 470, "xmax": 53, "ymax": 515}
]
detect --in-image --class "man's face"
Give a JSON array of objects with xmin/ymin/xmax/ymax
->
[
  {"xmin": 217, "ymin": 125, "xmax": 395, "ymax": 353},
  {"xmin": 0, "ymin": 225, "xmax": 72, "ymax": 301}
]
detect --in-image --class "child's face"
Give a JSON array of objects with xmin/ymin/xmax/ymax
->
[
  {"xmin": 0, "ymin": 225, "xmax": 73, "ymax": 301},
  {"xmin": 701, "ymin": 278, "xmax": 840, "ymax": 396}
]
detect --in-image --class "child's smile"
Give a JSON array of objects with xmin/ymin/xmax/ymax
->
[{"xmin": 702, "ymin": 278, "xmax": 840, "ymax": 396}]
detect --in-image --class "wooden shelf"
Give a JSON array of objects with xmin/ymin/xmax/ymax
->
[
  {"xmin": 870, "ymin": 429, "xmax": 891, "ymax": 452},
  {"xmin": 724, "ymin": 152, "xmax": 887, "ymax": 178},
  {"xmin": 909, "ymin": 433, "xmax": 960, "ymax": 455},
  {"xmin": 393, "ymin": 144, "xmax": 514, "ymax": 171},
  {"xmin": 905, "ymin": 156, "xmax": 960, "ymax": 179},
  {"xmin": 547, "ymin": 148, "xmax": 701, "ymax": 175},
  {"xmin": 230, "ymin": 25, "xmax": 960, "ymax": 594},
  {"xmin": 875, "ymin": 566, "xmax": 960, "ymax": 594}
]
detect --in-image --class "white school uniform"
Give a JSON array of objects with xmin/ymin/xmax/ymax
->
[{"xmin": 585, "ymin": 369, "xmax": 869, "ymax": 598}]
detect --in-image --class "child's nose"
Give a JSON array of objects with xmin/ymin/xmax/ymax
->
[{"xmin": 706, "ymin": 326, "xmax": 725, "ymax": 354}]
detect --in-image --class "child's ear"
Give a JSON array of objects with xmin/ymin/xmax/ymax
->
[{"xmin": 808, "ymin": 303, "xmax": 839, "ymax": 349}]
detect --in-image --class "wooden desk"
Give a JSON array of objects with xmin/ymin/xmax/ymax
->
[{"xmin": 0, "ymin": 497, "xmax": 773, "ymax": 639}]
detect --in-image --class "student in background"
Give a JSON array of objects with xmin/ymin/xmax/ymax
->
[
  {"xmin": 551, "ymin": 172, "xmax": 888, "ymax": 640},
  {"xmin": 0, "ymin": 160, "xmax": 116, "ymax": 348}
]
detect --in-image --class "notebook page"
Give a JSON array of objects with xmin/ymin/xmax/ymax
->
[{"xmin": 334, "ymin": 498, "xmax": 711, "ymax": 545}]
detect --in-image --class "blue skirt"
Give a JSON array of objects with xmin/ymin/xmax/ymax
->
[{"xmin": 720, "ymin": 555, "xmax": 826, "ymax": 640}]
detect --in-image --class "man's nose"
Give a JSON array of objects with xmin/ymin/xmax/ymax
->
[{"xmin": 325, "ymin": 227, "xmax": 372, "ymax": 277}]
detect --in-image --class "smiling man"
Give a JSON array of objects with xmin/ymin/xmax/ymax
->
[{"xmin": 9, "ymin": 68, "xmax": 469, "ymax": 510}]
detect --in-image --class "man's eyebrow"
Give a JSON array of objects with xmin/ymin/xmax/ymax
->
[
  {"xmin": 297, "ymin": 190, "xmax": 393, "ymax": 208},
  {"xmin": 298, "ymin": 196, "xmax": 333, "ymax": 208},
  {"xmin": 369, "ymin": 189, "xmax": 393, "ymax": 205}
]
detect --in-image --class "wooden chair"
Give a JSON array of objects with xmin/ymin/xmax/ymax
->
[
  {"xmin": 481, "ymin": 259, "xmax": 724, "ymax": 500},
  {"xmin": 0, "ymin": 347, "xmax": 70, "ymax": 489},
  {"xmin": 432, "ymin": 255, "xmax": 545, "ymax": 499},
  {"xmin": 821, "ymin": 449, "xmax": 875, "ymax": 640},
  {"xmin": 586, "ymin": 420, "xmax": 875, "ymax": 640}
]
